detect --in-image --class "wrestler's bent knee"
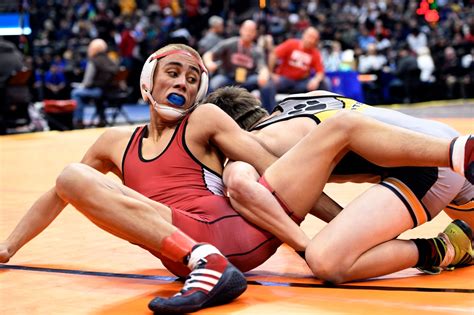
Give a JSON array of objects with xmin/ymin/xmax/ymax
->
[
  {"xmin": 305, "ymin": 244, "xmax": 350, "ymax": 284},
  {"xmin": 226, "ymin": 174, "xmax": 260, "ymax": 203},
  {"xmin": 56, "ymin": 163, "xmax": 93, "ymax": 200}
]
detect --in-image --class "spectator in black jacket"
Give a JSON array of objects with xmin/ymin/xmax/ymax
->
[
  {"xmin": 0, "ymin": 37, "xmax": 24, "ymax": 134},
  {"xmin": 70, "ymin": 38, "xmax": 118, "ymax": 128}
]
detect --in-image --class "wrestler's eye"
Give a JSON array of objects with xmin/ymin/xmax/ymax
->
[
  {"xmin": 168, "ymin": 71, "xmax": 178, "ymax": 78},
  {"xmin": 187, "ymin": 76, "xmax": 198, "ymax": 84}
]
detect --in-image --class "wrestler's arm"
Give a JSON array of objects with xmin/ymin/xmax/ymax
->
[
  {"xmin": 309, "ymin": 192, "xmax": 343, "ymax": 223},
  {"xmin": 202, "ymin": 104, "xmax": 277, "ymax": 174},
  {"xmin": 223, "ymin": 161, "xmax": 310, "ymax": 251},
  {"xmin": 0, "ymin": 129, "xmax": 121, "ymax": 263},
  {"xmin": 223, "ymin": 160, "xmax": 343, "ymax": 249}
]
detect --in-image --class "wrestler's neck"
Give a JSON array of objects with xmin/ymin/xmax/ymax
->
[{"xmin": 148, "ymin": 113, "xmax": 180, "ymax": 140}]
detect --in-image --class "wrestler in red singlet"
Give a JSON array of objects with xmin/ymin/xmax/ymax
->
[{"xmin": 122, "ymin": 115, "xmax": 296, "ymax": 276}]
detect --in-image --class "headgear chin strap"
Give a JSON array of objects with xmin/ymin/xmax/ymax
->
[
  {"xmin": 140, "ymin": 49, "xmax": 209, "ymax": 121},
  {"xmin": 143, "ymin": 90, "xmax": 188, "ymax": 121}
]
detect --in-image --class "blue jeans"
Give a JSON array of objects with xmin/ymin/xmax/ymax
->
[
  {"xmin": 209, "ymin": 74, "xmax": 276, "ymax": 113},
  {"xmin": 71, "ymin": 87, "xmax": 102, "ymax": 122}
]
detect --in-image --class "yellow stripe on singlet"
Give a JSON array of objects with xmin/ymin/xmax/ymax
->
[
  {"xmin": 313, "ymin": 97, "xmax": 368, "ymax": 122},
  {"xmin": 383, "ymin": 177, "xmax": 429, "ymax": 226}
]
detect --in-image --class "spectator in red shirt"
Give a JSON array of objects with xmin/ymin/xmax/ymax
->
[
  {"xmin": 269, "ymin": 27, "xmax": 327, "ymax": 93},
  {"xmin": 119, "ymin": 25, "xmax": 136, "ymax": 69}
]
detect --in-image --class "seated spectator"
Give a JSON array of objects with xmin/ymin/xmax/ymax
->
[
  {"xmin": 393, "ymin": 46, "xmax": 421, "ymax": 103},
  {"xmin": 461, "ymin": 48, "xmax": 474, "ymax": 98},
  {"xmin": 358, "ymin": 43, "xmax": 387, "ymax": 74},
  {"xmin": 406, "ymin": 23, "xmax": 428, "ymax": 54},
  {"xmin": 269, "ymin": 27, "xmax": 327, "ymax": 94},
  {"xmin": 339, "ymin": 49, "xmax": 356, "ymax": 71},
  {"xmin": 44, "ymin": 64, "xmax": 68, "ymax": 100},
  {"xmin": 0, "ymin": 37, "xmax": 25, "ymax": 134},
  {"xmin": 70, "ymin": 38, "xmax": 118, "ymax": 128},
  {"xmin": 198, "ymin": 15, "xmax": 224, "ymax": 55},
  {"xmin": 357, "ymin": 25, "xmax": 376, "ymax": 52},
  {"xmin": 415, "ymin": 46, "xmax": 437, "ymax": 101},
  {"xmin": 358, "ymin": 43, "xmax": 387, "ymax": 104},
  {"xmin": 439, "ymin": 46, "xmax": 465, "ymax": 99},
  {"xmin": 0, "ymin": 37, "xmax": 23, "ymax": 98},
  {"xmin": 203, "ymin": 20, "xmax": 275, "ymax": 112},
  {"xmin": 322, "ymin": 40, "xmax": 343, "ymax": 72},
  {"xmin": 417, "ymin": 46, "xmax": 435, "ymax": 84}
]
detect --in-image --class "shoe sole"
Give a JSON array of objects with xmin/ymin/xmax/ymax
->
[
  {"xmin": 149, "ymin": 263, "xmax": 247, "ymax": 313},
  {"xmin": 203, "ymin": 263, "xmax": 248, "ymax": 308}
]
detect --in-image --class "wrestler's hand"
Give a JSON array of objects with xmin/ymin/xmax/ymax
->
[{"xmin": 0, "ymin": 243, "xmax": 11, "ymax": 263}]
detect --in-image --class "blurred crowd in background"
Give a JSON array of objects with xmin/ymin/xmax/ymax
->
[{"xmin": 0, "ymin": 0, "xmax": 473, "ymax": 131}]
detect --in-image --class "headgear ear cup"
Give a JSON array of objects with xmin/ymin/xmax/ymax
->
[
  {"xmin": 140, "ymin": 53, "xmax": 159, "ymax": 103},
  {"xmin": 195, "ymin": 71, "xmax": 209, "ymax": 103}
]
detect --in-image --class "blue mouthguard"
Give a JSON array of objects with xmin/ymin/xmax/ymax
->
[{"xmin": 167, "ymin": 93, "xmax": 186, "ymax": 107}]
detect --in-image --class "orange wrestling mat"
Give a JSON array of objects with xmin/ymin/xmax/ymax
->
[{"xmin": 1, "ymin": 117, "xmax": 473, "ymax": 314}]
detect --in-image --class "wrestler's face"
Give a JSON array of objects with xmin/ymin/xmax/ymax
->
[{"xmin": 152, "ymin": 53, "xmax": 201, "ymax": 110}]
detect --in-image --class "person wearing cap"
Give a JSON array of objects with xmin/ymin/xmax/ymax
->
[{"xmin": 0, "ymin": 44, "xmax": 280, "ymax": 313}]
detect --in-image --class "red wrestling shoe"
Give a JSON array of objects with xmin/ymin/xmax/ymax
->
[
  {"xmin": 450, "ymin": 135, "xmax": 473, "ymax": 184},
  {"xmin": 148, "ymin": 244, "xmax": 247, "ymax": 314}
]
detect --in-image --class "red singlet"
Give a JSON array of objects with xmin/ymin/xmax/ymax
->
[{"xmin": 122, "ymin": 116, "xmax": 282, "ymax": 275}]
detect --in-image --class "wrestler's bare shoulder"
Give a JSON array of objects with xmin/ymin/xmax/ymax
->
[
  {"xmin": 89, "ymin": 126, "xmax": 137, "ymax": 156},
  {"xmin": 189, "ymin": 103, "xmax": 235, "ymax": 129},
  {"xmin": 99, "ymin": 126, "xmax": 137, "ymax": 142},
  {"xmin": 192, "ymin": 103, "xmax": 223, "ymax": 117}
]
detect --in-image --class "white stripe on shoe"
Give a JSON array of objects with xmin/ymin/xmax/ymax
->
[
  {"xmin": 187, "ymin": 274, "xmax": 220, "ymax": 285},
  {"xmin": 180, "ymin": 269, "xmax": 223, "ymax": 294},
  {"xmin": 182, "ymin": 282, "xmax": 215, "ymax": 292}
]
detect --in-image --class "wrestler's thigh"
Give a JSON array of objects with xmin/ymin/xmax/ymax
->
[
  {"xmin": 307, "ymin": 184, "xmax": 413, "ymax": 265},
  {"xmin": 60, "ymin": 163, "xmax": 172, "ymax": 221},
  {"xmin": 263, "ymin": 133, "xmax": 345, "ymax": 214}
]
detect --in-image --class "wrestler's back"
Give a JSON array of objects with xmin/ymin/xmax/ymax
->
[{"xmin": 252, "ymin": 117, "xmax": 315, "ymax": 157}]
